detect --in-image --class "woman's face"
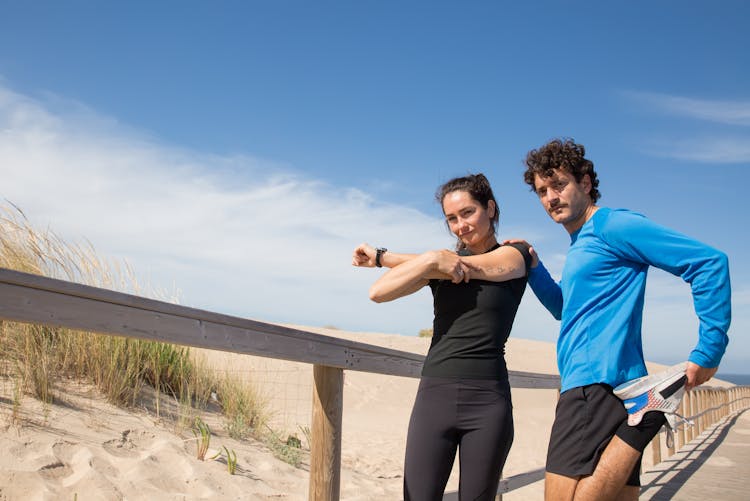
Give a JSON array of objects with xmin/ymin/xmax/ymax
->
[{"xmin": 442, "ymin": 190, "xmax": 496, "ymax": 252}]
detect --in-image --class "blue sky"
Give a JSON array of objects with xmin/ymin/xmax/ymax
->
[{"xmin": 0, "ymin": 1, "xmax": 747, "ymax": 374}]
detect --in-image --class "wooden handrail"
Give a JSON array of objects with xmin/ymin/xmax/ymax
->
[
  {"xmin": 648, "ymin": 385, "xmax": 750, "ymax": 471},
  {"xmin": 0, "ymin": 268, "xmax": 558, "ymax": 387}
]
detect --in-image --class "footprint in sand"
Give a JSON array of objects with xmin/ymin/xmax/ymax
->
[
  {"xmin": 38, "ymin": 460, "xmax": 73, "ymax": 480},
  {"xmin": 103, "ymin": 429, "xmax": 155, "ymax": 458},
  {"xmin": 38, "ymin": 440, "xmax": 78, "ymax": 479}
]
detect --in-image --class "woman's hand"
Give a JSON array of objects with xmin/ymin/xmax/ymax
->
[
  {"xmin": 352, "ymin": 243, "xmax": 377, "ymax": 267},
  {"xmin": 427, "ymin": 250, "xmax": 472, "ymax": 284}
]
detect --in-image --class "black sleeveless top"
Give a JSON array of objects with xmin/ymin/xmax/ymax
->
[{"xmin": 421, "ymin": 242, "xmax": 531, "ymax": 381}]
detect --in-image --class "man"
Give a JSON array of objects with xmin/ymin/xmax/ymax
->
[{"xmin": 520, "ymin": 138, "xmax": 731, "ymax": 500}]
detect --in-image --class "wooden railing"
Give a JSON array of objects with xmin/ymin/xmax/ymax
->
[
  {"xmin": 0, "ymin": 267, "xmax": 558, "ymax": 500},
  {"xmin": 648, "ymin": 384, "xmax": 750, "ymax": 466}
]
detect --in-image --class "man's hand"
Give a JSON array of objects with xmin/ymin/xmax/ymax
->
[
  {"xmin": 502, "ymin": 238, "xmax": 539, "ymax": 268},
  {"xmin": 685, "ymin": 361, "xmax": 718, "ymax": 391}
]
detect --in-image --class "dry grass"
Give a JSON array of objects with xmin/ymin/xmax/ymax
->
[{"xmin": 0, "ymin": 203, "xmax": 271, "ymax": 452}]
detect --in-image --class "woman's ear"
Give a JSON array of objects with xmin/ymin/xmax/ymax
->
[{"xmin": 488, "ymin": 199, "xmax": 497, "ymax": 219}]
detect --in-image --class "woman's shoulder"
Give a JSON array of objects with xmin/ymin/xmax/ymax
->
[{"xmin": 501, "ymin": 241, "xmax": 532, "ymax": 271}]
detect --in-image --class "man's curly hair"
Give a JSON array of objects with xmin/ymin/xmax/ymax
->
[{"xmin": 523, "ymin": 138, "xmax": 601, "ymax": 203}]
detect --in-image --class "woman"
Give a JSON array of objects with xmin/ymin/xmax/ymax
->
[{"xmin": 352, "ymin": 173, "xmax": 532, "ymax": 500}]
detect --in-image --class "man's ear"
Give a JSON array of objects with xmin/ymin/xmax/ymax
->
[{"xmin": 582, "ymin": 174, "xmax": 592, "ymax": 194}]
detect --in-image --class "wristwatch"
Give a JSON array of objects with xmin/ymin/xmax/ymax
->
[{"xmin": 375, "ymin": 247, "xmax": 387, "ymax": 267}]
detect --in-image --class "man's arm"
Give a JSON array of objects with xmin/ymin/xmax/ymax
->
[
  {"xmin": 528, "ymin": 260, "xmax": 564, "ymax": 320},
  {"xmin": 503, "ymin": 239, "xmax": 563, "ymax": 319},
  {"xmin": 600, "ymin": 211, "xmax": 731, "ymax": 383}
]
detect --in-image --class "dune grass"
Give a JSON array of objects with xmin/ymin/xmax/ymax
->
[{"xmin": 0, "ymin": 203, "xmax": 280, "ymax": 459}]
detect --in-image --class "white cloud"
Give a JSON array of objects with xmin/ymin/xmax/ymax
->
[
  {"xmin": 623, "ymin": 91, "xmax": 750, "ymax": 126},
  {"xmin": 620, "ymin": 90, "xmax": 750, "ymax": 164},
  {"xmin": 646, "ymin": 136, "xmax": 750, "ymax": 163},
  {"xmin": 0, "ymin": 84, "xmax": 448, "ymax": 334}
]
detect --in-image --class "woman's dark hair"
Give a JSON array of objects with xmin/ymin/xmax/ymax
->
[
  {"xmin": 523, "ymin": 138, "xmax": 601, "ymax": 203},
  {"xmin": 435, "ymin": 173, "xmax": 499, "ymax": 250}
]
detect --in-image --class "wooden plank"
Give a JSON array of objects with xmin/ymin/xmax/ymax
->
[
  {"xmin": 507, "ymin": 370, "xmax": 560, "ymax": 389},
  {"xmin": 309, "ymin": 365, "xmax": 343, "ymax": 501},
  {"xmin": 0, "ymin": 271, "xmax": 425, "ymax": 376},
  {"xmin": 651, "ymin": 432, "xmax": 662, "ymax": 464},
  {"xmin": 443, "ymin": 468, "xmax": 545, "ymax": 500}
]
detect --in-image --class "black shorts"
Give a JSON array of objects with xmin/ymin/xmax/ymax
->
[{"xmin": 545, "ymin": 383, "xmax": 665, "ymax": 487}]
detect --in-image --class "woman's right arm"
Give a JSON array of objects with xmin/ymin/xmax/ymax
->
[{"xmin": 351, "ymin": 243, "xmax": 417, "ymax": 269}]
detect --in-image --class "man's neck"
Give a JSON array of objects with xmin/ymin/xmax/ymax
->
[{"xmin": 563, "ymin": 205, "xmax": 599, "ymax": 234}]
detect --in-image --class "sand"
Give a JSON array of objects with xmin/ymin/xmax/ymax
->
[{"xmin": 0, "ymin": 327, "xmax": 732, "ymax": 500}]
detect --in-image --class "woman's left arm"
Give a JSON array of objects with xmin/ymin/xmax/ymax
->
[{"xmin": 460, "ymin": 245, "xmax": 527, "ymax": 282}]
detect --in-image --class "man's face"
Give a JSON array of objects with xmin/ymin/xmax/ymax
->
[{"xmin": 533, "ymin": 169, "xmax": 593, "ymax": 233}]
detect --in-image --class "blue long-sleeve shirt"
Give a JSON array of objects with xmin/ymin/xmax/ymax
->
[{"xmin": 528, "ymin": 208, "xmax": 731, "ymax": 393}]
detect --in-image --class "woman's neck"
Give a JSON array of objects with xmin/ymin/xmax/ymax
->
[{"xmin": 466, "ymin": 234, "xmax": 498, "ymax": 255}]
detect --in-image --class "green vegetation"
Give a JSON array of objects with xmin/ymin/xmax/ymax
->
[
  {"xmin": 261, "ymin": 427, "xmax": 305, "ymax": 467},
  {"xmin": 0, "ymin": 204, "xmax": 305, "ymax": 469},
  {"xmin": 216, "ymin": 371, "xmax": 267, "ymax": 440},
  {"xmin": 418, "ymin": 328, "xmax": 433, "ymax": 338},
  {"xmin": 223, "ymin": 445, "xmax": 238, "ymax": 475},
  {"xmin": 193, "ymin": 417, "xmax": 212, "ymax": 460}
]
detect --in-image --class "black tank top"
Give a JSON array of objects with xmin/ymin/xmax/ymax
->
[{"xmin": 421, "ymin": 242, "xmax": 531, "ymax": 380}]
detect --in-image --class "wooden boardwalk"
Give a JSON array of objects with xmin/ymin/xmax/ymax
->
[{"xmin": 640, "ymin": 409, "xmax": 750, "ymax": 500}]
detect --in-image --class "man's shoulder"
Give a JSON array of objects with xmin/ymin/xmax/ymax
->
[{"xmin": 592, "ymin": 207, "xmax": 649, "ymax": 233}]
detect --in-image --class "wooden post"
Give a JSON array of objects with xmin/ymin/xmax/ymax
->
[
  {"xmin": 309, "ymin": 365, "xmax": 344, "ymax": 501},
  {"xmin": 676, "ymin": 395, "xmax": 685, "ymax": 450},
  {"xmin": 682, "ymin": 391, "xmax": 691, "ymax": 445},
  {"xmin": 651, "ymin": 432, "xmax": 662, "ymax": 464},
  {"xmin": 711, "ymin": 390, "xmax": 719, "ymax": 425},
  {"xmin": 711, "ymin": 391, "xmax": 717, "ymax": 425},
  {"xmin": 685, "ymin": 390, "xmax": 697, "ymax": 443},
  {"xmin": 666, "ymin": 424, "xmax": 675, "ymax": 457},
  {"xmin": 724, "ymin": 390, "xmax": 729, "ymax": 418}
]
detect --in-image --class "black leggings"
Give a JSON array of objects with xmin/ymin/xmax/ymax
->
[{"xmin": 403, "ymin": 377, "xmax": 514, "ymax": 501}]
